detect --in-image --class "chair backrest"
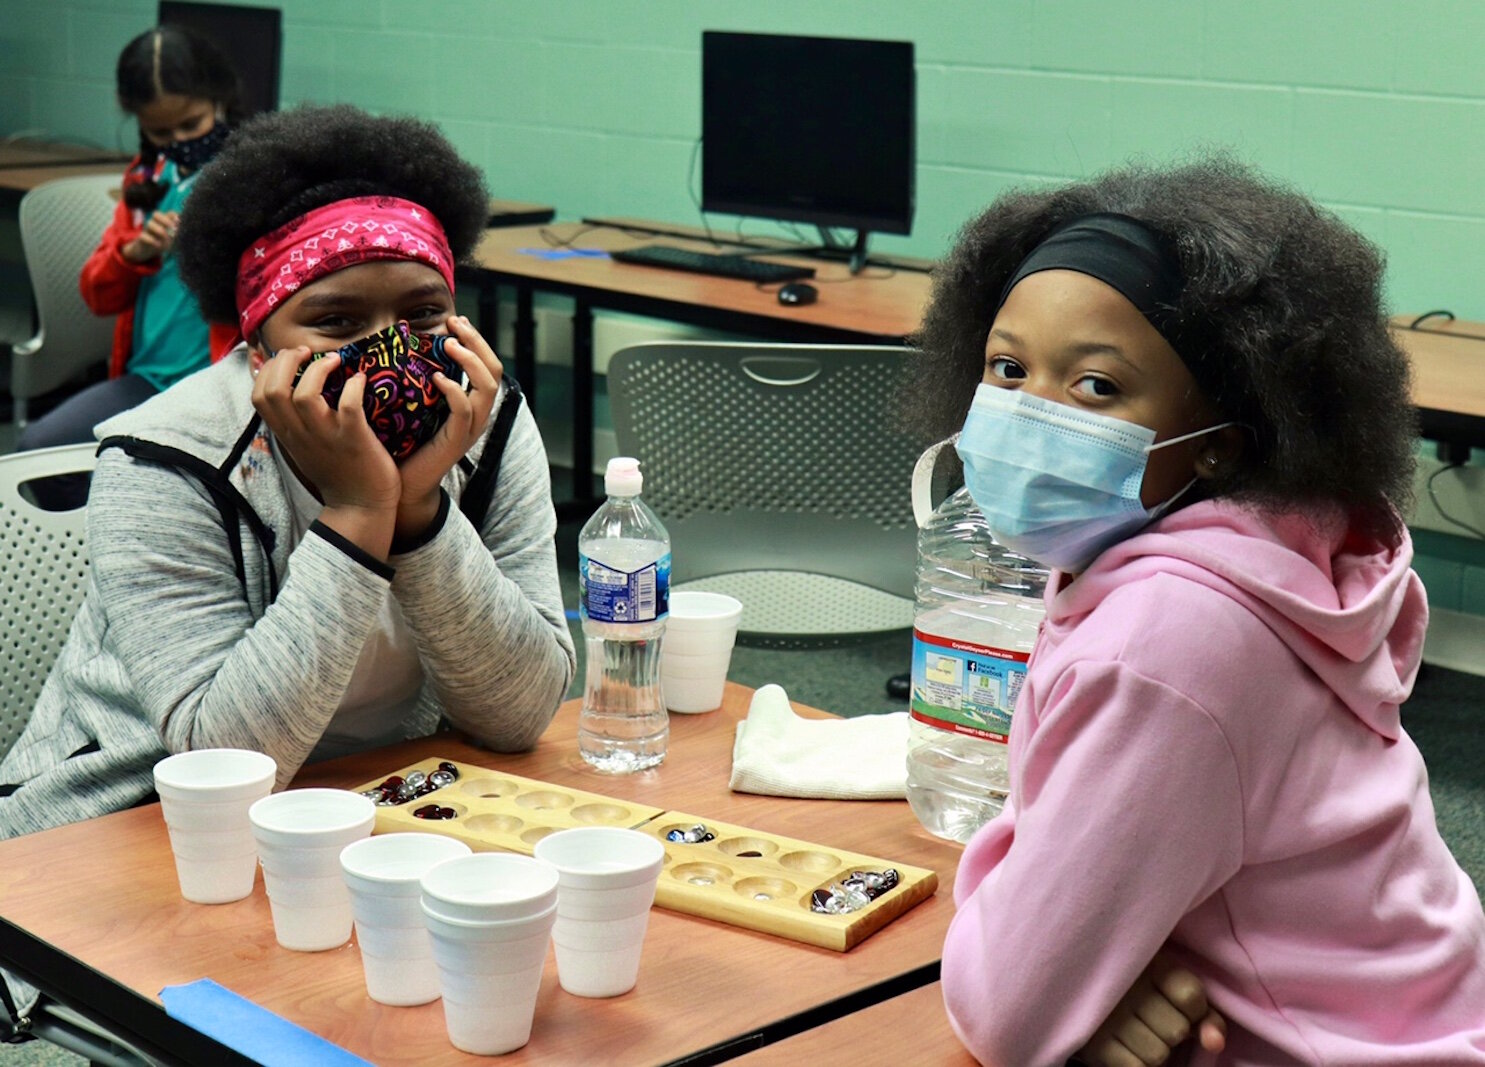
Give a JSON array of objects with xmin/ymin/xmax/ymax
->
[
  {"xmin": 608, "ymin": 342, "xmax": 921, "ymax": 602},
  {"xmin": 13, "ymin": 174, "xmax": 119, "ymax": 407},
  {"xmin": 0, "ymin": 443, "xmax": 98, "ymax": 759}
]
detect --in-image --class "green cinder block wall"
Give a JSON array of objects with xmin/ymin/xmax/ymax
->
[{"xmin": 3, "ymin": 0, "xmax": 1484, "ymax": 613}]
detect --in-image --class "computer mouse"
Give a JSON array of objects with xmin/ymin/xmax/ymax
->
[{"xmin": 777, "ymin": 282, "xmax": 818, "ymax": 307}]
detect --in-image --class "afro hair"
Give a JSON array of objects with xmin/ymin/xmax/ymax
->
[
  {"xmin": 176, "ymin": 103, "xmax": 489, "ymax": 327},
  {"xmin": 908, "ymin": 156, "xmax": 1417, "ymax": 546}
]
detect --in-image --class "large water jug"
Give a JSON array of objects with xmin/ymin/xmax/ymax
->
[{"xmin": 905, "ymin": 439, "xmax": 1049, "ymax": 842}]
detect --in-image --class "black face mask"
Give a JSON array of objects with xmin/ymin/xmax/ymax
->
[{"xmin": 162, "ymin": 122, "xmax": 231, "ymax": 172}]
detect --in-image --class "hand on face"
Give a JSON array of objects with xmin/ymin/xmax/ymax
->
[
  {"xmin": 122, "ymin": 210, "xmax": 180, "ymax": 264},
  {"xmin": 250, "ymin": 260, "xmax": 505, "ymax": 552},
  {"xmin": 393, "ymin": 313, "xmax": 504, "ymax": 541},
  {"xmin": 250, "ymin": 345, "xmax": 402, "ymax": 517}
]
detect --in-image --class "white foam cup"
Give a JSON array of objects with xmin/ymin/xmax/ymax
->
[
  {"xmin": 533, "ymin": 827, "xmax": 664, "ymax": 998},
  {"xmin": 661, "ymin": 591, "xmax": 742, "ymax": 713},
  {"xmin": 248, "ymin": 788, "xmax": 375, "ymax": 952},
  {"xmin": 419, "ymin": 851, "xmax": 560, "ymax": 923},
  {"xmin": 419, "ymin": 854, "xmax": 559, "ymax": 1055},
  {"xmin": 152, "ymin": 748, "xmax": 278, "ymax": 904},
  {"xmin": 340, "ymin": 833, "xmax": 473, "ymax": 1006}
]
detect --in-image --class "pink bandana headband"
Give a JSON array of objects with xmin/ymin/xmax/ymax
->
[{"xmin": 235, "ymin": 195, "xmax": 456, "ymax": 341}]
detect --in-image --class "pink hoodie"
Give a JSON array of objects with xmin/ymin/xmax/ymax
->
[{"xmin": 942, "ymin": 500, "xmax": 1485, "ymax": 1066}]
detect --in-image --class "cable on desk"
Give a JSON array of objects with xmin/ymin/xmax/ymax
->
[
  {"xmin": 1400, "ymin": 308, "xmax": 1485, "ymax": 343},
  {"xmin": 1427, "ymin": 462, "xmax": 1485, "ymax": 540},
  {"xmin": 536, "ymin": 223, "xmax": 603, "ymax": 248},
  {"xmin": 750, "ymin": 263, "xmax": 897, "ymax": 295},
  {"xmin": 1409, "ymin": 309, "xmax": 1456, "ymax": 329}
]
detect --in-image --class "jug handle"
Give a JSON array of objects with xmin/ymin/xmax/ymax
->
[{"xmin": 912, "ymin": 435, "xmax": 958, "ymax": 528}]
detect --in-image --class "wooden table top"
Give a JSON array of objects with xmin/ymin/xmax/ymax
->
[
  {"xmin": 730, "ymin": 982, "xmax": 975, "ymax": 1065},
  {"xmin": 0, "ymin": 141, "xmax": 129, "ymax": 169},
  {"xmin": 0, "ymin": 160, "xmax": 124, "ymax": 194},
  {"xmin": 0, "ymin": 683, "xmax": 963, "ymax": 1066},
  {"xmin": 471, "ymin": 221, "xmax": 932, "ymax": 341},
  {"xmin": 1389, "ymin": 314, "xmax": 1485, "ymax": 422}
]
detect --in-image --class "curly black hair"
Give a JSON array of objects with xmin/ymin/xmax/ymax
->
[
  {"xmin": 117, "ymin": 25, "xmax": 244, "ymax": 212},
  {"xmin": 176, "ymin": 103, "xmax": 490, "ymax": 327},
  {"xmin": 909, "ymin": 156, "xmax": 1417, "ymax": 546}
]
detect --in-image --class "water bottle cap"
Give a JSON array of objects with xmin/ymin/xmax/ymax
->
[{"xmin": 605, "ymin": 456, "xmax": 644, "ymax": 496}]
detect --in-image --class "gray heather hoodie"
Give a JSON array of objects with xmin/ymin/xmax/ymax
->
[{"xmin": 0, "ymin": 349, "xmax": 575, "ymax": 840}]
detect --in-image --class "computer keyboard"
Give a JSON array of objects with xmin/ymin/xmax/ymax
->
[{"xmin": 610, "ymin": 244, "xmax": 816, "ymax": 283}]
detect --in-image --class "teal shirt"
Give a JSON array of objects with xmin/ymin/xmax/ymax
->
[{"xmin": 129, "ymin": 162, "xmax": 210, "ymax": 391}]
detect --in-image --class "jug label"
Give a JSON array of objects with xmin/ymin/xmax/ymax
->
[
  {"xmin": 579, "ymin": 552, "xmax": 671, "ymax": 623},
  {"xmin": 908, "ymin": 628, "xmax": 1028, "ymax": 741}
]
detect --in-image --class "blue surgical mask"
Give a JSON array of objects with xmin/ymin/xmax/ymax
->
[{"xmin": 955, "ymin": 384, "xmax": 1233, "ymax": 572}]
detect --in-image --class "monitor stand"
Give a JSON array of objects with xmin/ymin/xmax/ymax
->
[{"xmin": 811, "ymin": 226, "xmax": 872, "ymax": 275}]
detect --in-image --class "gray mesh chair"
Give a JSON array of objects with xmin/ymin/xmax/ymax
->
[
  {"xmin": 0, "ymin": 442, "xmax": 95, "ymax": 759},
  {"xmin": 607, "ymin": 341, "xmax": 919, "ymax": 647},
  {"xmin": 0, "ymin": 443, "xmax": 151, "ymax": 1066},
  {"xmin": 13, "ymin": 173, "xmax": 118, "ymax": 425}
]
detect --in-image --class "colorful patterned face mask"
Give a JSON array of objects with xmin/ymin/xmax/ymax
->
[{"xmin": 300, "ymin": 321, "xmax": 461, "ymax": 462}]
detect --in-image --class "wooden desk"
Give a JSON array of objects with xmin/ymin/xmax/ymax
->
[
  {"xmin": 1390, "ymin": 314, "xmax": 1485, "ymax": 448},
  {"xmin": 0, "ymin": 142, "xmax": 129, "ymax": 170},
  {"xmin": 487, "ymin": 198, "xmax": 556, "ymax": 228},
  {"xmin": 0, "ymin": 160, "xmax": 123, "ymax": 196},
  {"xmin": 730, "ymin": 982, "xmax": 975, "ymax": 1066},
  {"xmin": 0, "ymin": 683, "xmax": 963, "ymax": 1066},
  {"xmin": 466, "ymin": 221, "xmax": 933, "ymax": 506}
]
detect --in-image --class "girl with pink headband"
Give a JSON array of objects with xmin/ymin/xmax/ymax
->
[{"xmin": 0, "ymin": 106, "xmax": 576, "ymax": 855}]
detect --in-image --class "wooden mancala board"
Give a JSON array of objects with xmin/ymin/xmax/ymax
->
[{"xmin": 350, "ymin": 756, "xmax": 938, "ymax": 951}]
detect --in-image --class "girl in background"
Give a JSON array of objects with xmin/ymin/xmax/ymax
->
[{"xmin": 17, "ymin": 25, "xmax": 240, "ymax": 466}]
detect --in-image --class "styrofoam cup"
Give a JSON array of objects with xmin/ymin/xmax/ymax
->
[
  {"xmin": 419, "ymin": 852, "xmax": 560, "ymax": 923},
  {"xmin": 662, "ymin": 649, "xmax": 733, "ymax": 676},
  {"xmin": 340, "ymin": 833, "xmax": 473, "ymax": 1006},
  {"xmin": 661, "ymin": 591, "xmax": 742, "ymax": 714},
  {"xmin": 249, "ymin": 789, "xmax": 375, "ymax": 951},
  {"xmin": 419, "ymin": 854, "xmax": 559, "ymax": 1055},
  {"xmin": 533, "ymin": 827, "xmax": 663, "ymax": 997},
  {"xmin": 153, "ymin": 749, "xmax": 278, "ymax": 904}
]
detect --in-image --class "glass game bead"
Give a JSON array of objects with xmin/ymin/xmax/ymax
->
[
  {"xmin": 666, "ymin": 823, "xmax": 715, "ymax": 844},
  {"xmin": 411, "ymin": 804, "xmax": 458, "ymax": 820},
  {"xmin": 428, "ymin": 769, "xmax": 456, "ymax": 789}
]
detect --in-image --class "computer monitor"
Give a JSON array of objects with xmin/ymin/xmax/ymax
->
[
  {"xmin": 701, "ymin": 31, "xmax": 915, "ymax": 273},
  {"xmin": 157, "ymin": 1, "xmax": 282, "ymax": 118}
]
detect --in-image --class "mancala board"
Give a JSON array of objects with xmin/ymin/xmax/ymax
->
[{"xmin": 351, "ymin": 756, "xmax": 938, "ymax": 951}]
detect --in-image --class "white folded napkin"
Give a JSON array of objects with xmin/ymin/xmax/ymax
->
[{"xmin": 729, "ymin": 684, "xmax": 910, "ymax": 800}]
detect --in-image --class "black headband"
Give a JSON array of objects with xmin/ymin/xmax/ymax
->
[{"xmin": 995, "ymin": 212, "xmax": 1185, "ymax": 353}]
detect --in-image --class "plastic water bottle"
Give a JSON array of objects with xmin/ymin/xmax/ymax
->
[
  {"xmin": 905, "ymin": 442, "xmax": 1049, "ymax": 842},
  {"xmin": 578, "ymin": 457, "xmax": 671, "ymax": 773}
]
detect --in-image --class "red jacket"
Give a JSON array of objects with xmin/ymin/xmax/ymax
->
[{"xmin": 78, "ymin": 157, "xmax": 237, "ymax": 379}]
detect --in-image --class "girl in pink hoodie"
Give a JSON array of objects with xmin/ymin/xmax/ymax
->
[{"xmin": 913, "ymin": 159, "xmax": 1485, "ymax": 1066}]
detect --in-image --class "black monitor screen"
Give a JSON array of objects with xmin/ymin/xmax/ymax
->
[
  {"xmin": 158, "ymin": 1, "xmax": 282, "ymax": 118},
  {"xmin": 701, "ymin": 32, "xmax": 915, "ymax": 237}
]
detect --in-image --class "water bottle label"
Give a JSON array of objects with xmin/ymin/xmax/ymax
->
[
  {"xmin": 908, "ymin": 628, "xmax": 1029, "ymax": 742},
  {"xmin": 579, "ymin": 551, "xmax": 671, "ymax": 623}
]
